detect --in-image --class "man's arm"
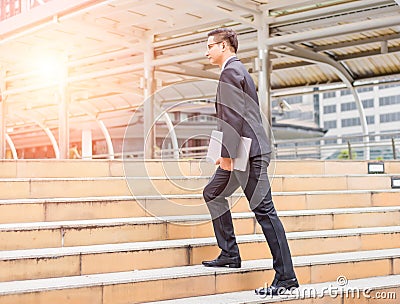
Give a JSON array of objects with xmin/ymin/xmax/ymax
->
[{"xmin": 218, "ymin": 67, "xmax": 246, "ymax": 160}]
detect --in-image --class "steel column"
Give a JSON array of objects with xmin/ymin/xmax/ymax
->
[
  {"xmin": 256, "ymin": 12, "xmax": 273, "ymax": 141},
  {"xmin": 0, "ymin": 69, "xmax": 7, "ymax": 159},
  {"xmin": 349, "ymin": 87, "xmax": 370, "ymax": 160},
  {"xmin": 143, "ymin": 33, "xmax": 156, "ymax": 159},
  {"xmin": 58, "ymin": 57, "xmax": 69, "ymax": 159},
  {"xmin": 69, "ymin": 102, "xmax": 115, "ymax": 159},
  {"xmin": 81, "ymin": 129, "xmax": 92, "ymax": 159}
]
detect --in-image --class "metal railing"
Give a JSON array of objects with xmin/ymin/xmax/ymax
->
[
  {"xmin": 273, "ymin": 131, "xmax": 400, "ymax": 160},
  {"xmin": 93, "ymin": 131, "xmax": 400, "ymax": 161}
]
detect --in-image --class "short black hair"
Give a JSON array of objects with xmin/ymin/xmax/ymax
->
[{"xmin": 207, "ymin": 28, "xmax": 238, "ymax": 53}]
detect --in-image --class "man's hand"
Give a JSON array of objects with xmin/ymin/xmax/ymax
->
[{"xmin": 216, "ymin": 157, "xmax": 233, "ymax": 171}]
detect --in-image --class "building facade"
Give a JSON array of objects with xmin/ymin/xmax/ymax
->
[{"xmin": 320, "ymin": 84, "xmax": 400, "ymax": 142}]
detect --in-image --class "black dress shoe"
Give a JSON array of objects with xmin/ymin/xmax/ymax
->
[
  {"xmin": 202, "ymin": 254, "xmax": 241, "ymax": 268},
  {"xmin": 255, "ymin": 277, "xmax": 299, "ymax": 296}
]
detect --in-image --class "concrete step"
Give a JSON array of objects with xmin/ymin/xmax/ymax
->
[
  {"xmin": 0, "ymin": 249, "xmax": 398, "ymax": 303},
  {"xmin": 0, "ymin": 160, "xmax": 399, "ymax": 178},
  {"xmin": 0, "ymin": 206, "xmax": 399, "ymax": 250},
  {"xmin": 0, "ymin": 226, "xmax": 399, "ymax": 282},
  {"xmin": 0, "ymin": 189, "xmax": 399, "ymax": 223},
  {"xmin": 146, "ymin": 274, "xmax": 400, "ymax": 303},
  {"xmin": 271, "ymin": 160, "xmax": 400, "ymax": 176},
  {"xmin": 0, "ymin": 174, "xmax": 394, "ymax": 199},
  {"xmin": 0, "ymin": 160, "xmax": 212, "ymax": 178}
]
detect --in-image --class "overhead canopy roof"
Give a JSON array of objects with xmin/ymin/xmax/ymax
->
[{"xmin": 0, "ymin": 0, "xmax": 400, "ymax": 150}]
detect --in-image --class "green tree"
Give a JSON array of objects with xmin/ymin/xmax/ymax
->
[{"xmin": 337, "ymin": 149, "xmax": 357, "ymax": 160}]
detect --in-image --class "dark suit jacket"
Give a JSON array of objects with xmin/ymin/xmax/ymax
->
[{"xmin": 216, "ymin": 57, "xmax": 271, "ymax": 158}]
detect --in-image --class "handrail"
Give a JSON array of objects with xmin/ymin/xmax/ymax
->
[{"xmin": 91, "ymin": 131, "xmax": 399, "ymax": 160}]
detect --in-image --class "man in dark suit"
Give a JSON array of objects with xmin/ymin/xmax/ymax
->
[{"xmin": 202, "ymin": 28, "xmax": 299, "ymax": 296}]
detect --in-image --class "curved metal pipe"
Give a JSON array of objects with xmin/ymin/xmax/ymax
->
[
  {"xmin": 5, "ymin": 134, "xmax": 17, "ymax": 159},
  {"xmin": 97, "ymin": 120, "xmax": 115, "ymax": 159},
  {"xmin": 13, "ymin": 113, "xmax": 60, "ymax": 159},
  {"xmin": 162, "ymin": 112, "xmax": 179, "ymax": 159}
]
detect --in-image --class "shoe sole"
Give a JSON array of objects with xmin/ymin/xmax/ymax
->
[{"xmin": 202, "ymin": 263, "xmax": 241, "ymax": 268}]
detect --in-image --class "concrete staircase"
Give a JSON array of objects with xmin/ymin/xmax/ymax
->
[{"xmin": 0, "ymin": 159, "xmax": 399, "ymax": 303}]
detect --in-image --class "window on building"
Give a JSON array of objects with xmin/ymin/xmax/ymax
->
[
  {"xmin": 342, "ymin": 117, "xmax": 361, "ymax": 127},
  {"xmin": 300, "ymin": 112, "xmax": 314, "ymax": 120},
  {"xmin": 366, "ymin": 115, "xmax": 375, "ymax": 125},
  {"xmin": 323, "ymin": 105, "xmax": 336, "ymax": 114},
  {"xmin": 340, "ymin": 89, "xmax": 351, "ymax": 96},
  {"xmin": 356, "ymin": 87, "xmax": 373, "ymax": 93},
  {"xmin": 285, "ymin": 96, "xmax": 303, "ymax": 104},
  {"xmin": 380, "ymin": 132, "xmax": 400, "ymax": 140},
  {"xmin": 180, "ymin": 113, "xmax": 188, "ymax": 122},
  {"xmin": 323, "ymin": 92, "xmax": 336, "ymax": 99},
  {"xmin": 324, "ymin": 120, "xmax": 337, "ymax": 129},
  {"xmin": 379, "ymin": 95, "xmax": 400, "ymax": 106},
  {"xmin": 341, "ymin": 102, "xmax": 357, "ymax": 112},
  {"xmin": 378, "ymin": 83, "xmax": 400, "ymax": 90},
  {"xmin": 362, "ymin": 99, "xmax": 374, "ymax": 108},
  {"xmin": 369, "ymin": 135, "xmax": 377, "ymax": 142},
  {"xmin": 380, "ymin": 112, "xmax": 400, "ymax": 123},
  {"xmin": 343, "ymin": 134, "xmax": 363, "ymax": 143},
  {"xmin": 324, "ymin": 139, "xmax": 337, "ymax": 145}
]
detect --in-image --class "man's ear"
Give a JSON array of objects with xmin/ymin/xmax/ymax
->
[{"xmin": 221, "ymin": 41, "xmax": 227, "ymax": 51}]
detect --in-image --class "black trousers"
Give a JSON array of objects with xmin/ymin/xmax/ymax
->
[{"xmin": 203, "ymin": 154, "xmax": 296, "ymax": 281}]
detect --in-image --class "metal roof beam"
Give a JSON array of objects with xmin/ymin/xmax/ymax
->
[
  {"xmin": 272, "ymin": 6, "xmax": 398, "ymax": 34},
  {"xmin": 63, "ymin": 21, "xmax": 140, "ymax": 50},
  {"xmin": 154, "ymin": 23, "xmax": 252, "ymax": 48},
  {"xmin": 194, "ymin": 0, "xmax": 259, "ymax": 28},
  {"xmin": 265, "ymin": 15, "xmax": 400, "ymax": 46},
  {"xmin": 273, "ymin": 61, "xmax": 313, "ymax": 71},
  {"xmin": 3, "ymin": 44, "xmax": 240, "ymax": 95},
  {"xmin": 274, "ymin": 44, "xmax": 355, "ymax": 82},
  {"xmin": 215, "ymin": 0, "xmax": 260, "ymax": 14},
  {"xmin": 335, "ymin": 46, "xmax": 400, "ymax": 61},
  {"xmin": 270, "ymin": 0, "xmax": 395, "ymax": 26},
  {"xmin": 262, "ymin": 0, "xmax": 323, "ymax": 10},
  {"xmin": 312, "ymin": 33, "xmax": 400, "ymax": 52},
  {"xmin": 157, "ymin": 64, "xmax": 220, "ymax": 80},
  {"xmin": 0, "ymin": 0, "xmax": 117, "ymax": 44},
  {"xmin": 0, "ymin": 0, "xmax": 102, "ymax": 37},
  {"xmin": 154, "ymin": 19, "xmax": 233, "ymax": 42}
]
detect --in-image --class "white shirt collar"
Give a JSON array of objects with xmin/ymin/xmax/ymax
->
[{"xmin": 221, "ymin": 55, "xmax": 236, "ymax": 71}]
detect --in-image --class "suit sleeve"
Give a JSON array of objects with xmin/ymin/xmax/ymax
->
[{"xmin": 218, "ymin": 67, "xmax": 245, "ymax": 159}]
